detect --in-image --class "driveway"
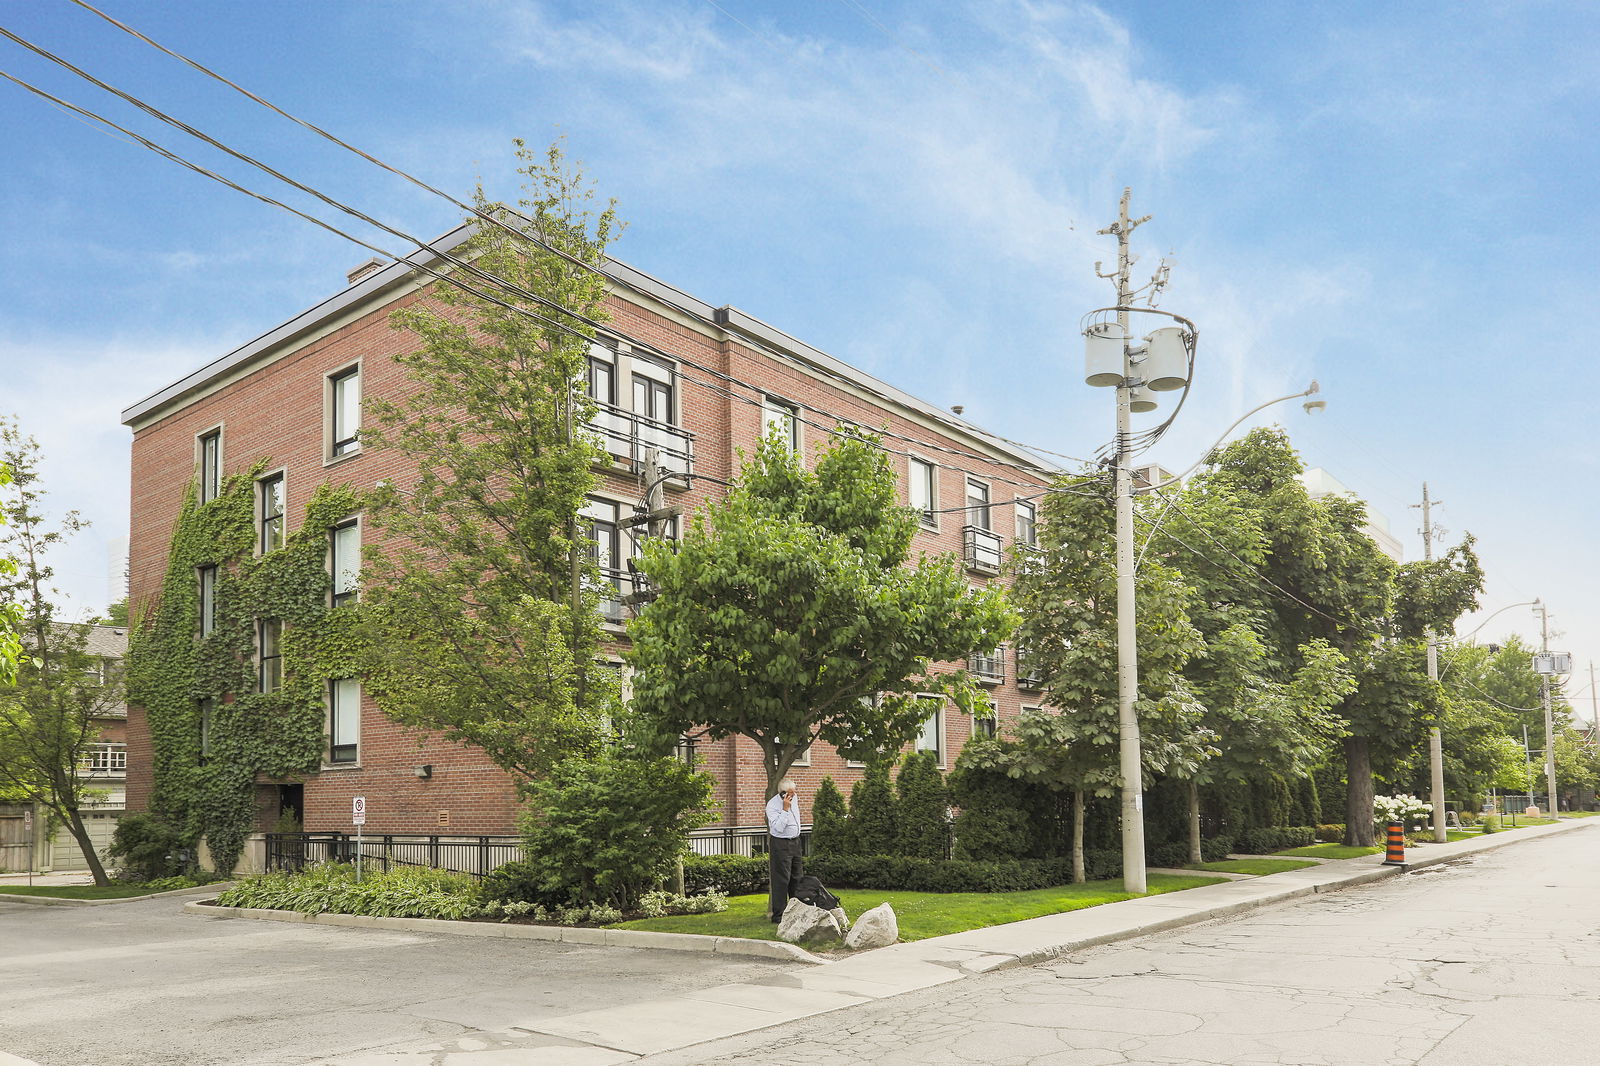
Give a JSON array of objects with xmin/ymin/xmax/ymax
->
[{"xmin": 0, "ymin": 895, "xmax": 791, "ymax": 1066}]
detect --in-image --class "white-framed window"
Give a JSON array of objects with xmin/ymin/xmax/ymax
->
[
  {"xmin": 973, "ymin": 697, "xmax": 998, "ymax": 740},
  {"xmin": 330, "ymin": 520, "xmax": 360, "ymax": 608},
  {"xmin": 328, "ymin": 364, "xmax": 361, "ymax": 458},
  {"xmin": 198, "ymin": 566, "xmax": 217, "ymax": 638},
  {"xmin": 914, "ymin": 695, "xmax": 943, "ymax": 765},
  {"xmin": 197, "ymin": 427, "xmax": 223, "ymax": 504},
  {"xmin": 583, "ymin": 497, "xmax": 625, "ymax": 623},
  {"xmin": 259, "ymin": 472, "xmax": 285, "ymax": 553},
  {"xmin": 908, "ymin": 457, "xmax": 936, "ymax": 528},
  {"xmin": 966, "ymin": 478, "xmax": 992, "ymax": 531},
  {"xmin": 631, "ymin": 355, "xmax": 675, "ymax": 424},
  {"xmin": 762, "ymin": 396, "xmax": 800, "ymax": 451},
  {"xmin": 586, "ymin": 342, "xmax": 616, "ymax": 405},
  {"xmin": 258, "ymin": 620, "xmax": 283, "ymax": 693},
  {"xmin": 1015, "ymin": 498, "xmax": 1037, "ymax": 547},
  {"xmin": 329, "ymin": 678, "xmax": 360, "ymax": 764},
  {"xmin": 82, "ymin": 743, "xmax": 127, "ymax": 773}
]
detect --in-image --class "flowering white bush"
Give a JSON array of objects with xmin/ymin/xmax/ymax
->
[{"xmin": 1372, "ymin": 794, "xmax": 1431, "ymax": 829}]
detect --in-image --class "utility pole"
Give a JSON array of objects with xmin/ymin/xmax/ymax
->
[
  {"xmin": 1536, "ymin": 600, "xmax": 1558, "ymax": 815},
  {"xmin": 1098, "ymin": 189, "xmax": 1151, "ymax": 895},
  {"xmin": 1413, "ymin": 483, "xmax": 1448, "ymax": 842}
]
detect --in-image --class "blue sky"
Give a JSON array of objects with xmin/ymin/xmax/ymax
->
[{"xmin": 2, "ymin": 1, "xmax": 1596, "ymax": 718}]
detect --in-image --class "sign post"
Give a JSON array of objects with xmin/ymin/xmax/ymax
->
[
  {"xmin": 352, "ymin": 796, "xmax": 366, "ymax": 881},
  {"xmin": 24, "ymin": 807, "xmax": 34, "ymax": 887}
]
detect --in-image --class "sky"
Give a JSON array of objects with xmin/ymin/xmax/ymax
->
[{"xmin": 1, "ymin": 1, "xmax": 1597, "ymax": 720}]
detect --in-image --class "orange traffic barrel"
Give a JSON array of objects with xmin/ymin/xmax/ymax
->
[{"xmin": 1383, "ymin": 821, "xmax": 1406, "ymax": 865}]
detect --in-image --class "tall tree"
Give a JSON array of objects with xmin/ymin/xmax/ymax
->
[
  {"xmin": 0, "ymin": 462, "xmax": 22, "ymax": 686},
  {"xmin": 1009, "ymin": 468, "xmax": 1215, "ymax": 879},
  {"xmin": 627, "ymin": 429, "xmax": 1015, "ymax": 795},
  {"xmin": 0, "ymin": 422, "xmax": 122, "ymax": 884},
  {"xmin": 353, "ymin": 140, "xmax": 622, "ymax": 782}
]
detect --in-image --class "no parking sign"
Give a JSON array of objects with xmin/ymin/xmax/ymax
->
[{"xmin": 352, "ymin": 796, "xmax": 366, "ymax": 826}]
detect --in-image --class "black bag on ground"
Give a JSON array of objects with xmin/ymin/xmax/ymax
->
[{"xmin": 791, "ymin": 874, "xmax": 840, "ymax": 911}]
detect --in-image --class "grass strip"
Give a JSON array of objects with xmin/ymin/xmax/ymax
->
[
  {"xmin": 612, "ymin": 873, "xmax": 1224, "ymax": 944},
  {"xmin": 0, "ymin": 884, "xmax": 163, "ymax": 899},
  {"xmin": 1190, "ymin": 858, "xmax": 1319, "ymax": 875},
  {"xmin": 1276, "ymin": 843, "xmax": 1384, "ymax": 859}
]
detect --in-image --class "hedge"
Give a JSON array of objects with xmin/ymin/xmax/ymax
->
[
  {"xmin": 1233, "ymin": 826, "xmax": 1316, "ymax": 854},
  {"xmin": 682, "ymin": 854, "xmax": 769, "ymax": 896}
]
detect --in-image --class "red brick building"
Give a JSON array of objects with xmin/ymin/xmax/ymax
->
[{"xmin": 120, "ymin": 225, "xmax": 1057, "ymax": 839}]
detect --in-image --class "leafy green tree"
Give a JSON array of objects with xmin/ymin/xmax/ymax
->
[
  {"xmin": 810, "ymin": 776, "xmax": 851, "ymax": 856},
  {"xmin": 846, "ymin": 762, "xmax": 899, "ymax": 856},
  {"xmin": 517, "ymin": 750, "xmax": 713, "ymax": 909},
  {"xmin": 0, "ymin": 423, "xmax": 122, "ymax": 884},
  {"xmin": 627, "ymin": 428, "xmax": 1014, "ymax": 795},
  {"xmin": 1009, "ymin": 468, "xmax": 1215, "ymax": 879},
  {"xmin": 352, "ymin": 140, "xmax": 621, "ymax": 782},
  {"xmin": 894, "ymin": 751, "xmax": 949, "ymax": 859},
  {"xmin": 0, "ymin": 462, "xmax": 23, "ymax": 687},
  {"xmin": 948, "ymin": 739, "xmax": 1034, "ymax": 861}
]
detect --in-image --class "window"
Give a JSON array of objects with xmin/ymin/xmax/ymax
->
[
  {"xmin": 330, "ymin": 521, "xmax": 360, "ymax": 607},
  {"xmin": 1015, "ymin": 499, "xmax": 1037, "ymax": 547},
  {"xmin": 258, "ymin": 620, "xmax": 283, "ymax": 693},
  {"xmin": 198, "ymin": 566, "xmax": 217, "ymax": 637},
  {"xmin": 762, "ymin": 397, "xmax": 799, "ymax": 451},
  {"xmin": 973, "ymin": 699, "xmax": 998, "ymax": 740},
  {"xmin": 966, "ymin": 479, "xmax": 991, "ymax": 531},
  {"xmin": 198, "ymin": 698, "xmax": 214, "ymax": 761},
  {"xmin": 259, "ymin": 474, "xmax": 285, "ymax": 553},
  {"xmin": 586, "ymin": 343, "xmax": 616, "ymax": 405},
  {"xmin": 329, "ymin": 366, "xmax": 361, "ymax": 457},
  {"xmin": 914, "ymin": 696, "xmax": 943, "ymax": 764},
  {"xmin": 198, "ymin": 429, "xmax": 222, "ymax": 504},
  {"xmin": 908, "ymin": 457, "xmax": 936, "ymax": 528},
  {"xmin": 1016, "ymin": 646, "xmax": 1044, "ymax": 689},
  {"xmin": 631, "ymin": 357, "xmax": 675, "ymax": 424},
  {"xmin": 83, "ymin": 743, "xmax": 127, "ymax": 773},
  {"xmin": 329, "ymin": 678, "xmax": 360, "ymax": 763},
  {"xmin": 969, "ymin": 646, "xmax": 1005, "ymax": 684}
]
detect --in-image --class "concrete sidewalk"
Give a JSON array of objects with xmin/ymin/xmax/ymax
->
[{"xmin": 302, "ymin": 815, "xmax": 1596, "ymax": 1065}]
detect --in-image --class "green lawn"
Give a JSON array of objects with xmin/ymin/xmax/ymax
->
[
  {"xmin": 1190, "ymin": 858, "xmax": 1319, "ymax": 875},
  {"xmin": 613, "ymin": 874, "xmax": 1224, "ymax": 945},
  {"xmin": 1276, "ymin": 842, "xmax": 1384, "ymax": 859},
  {"xmin": 0, "ymin": 884, "xmax": 162, "ymax": 899}
]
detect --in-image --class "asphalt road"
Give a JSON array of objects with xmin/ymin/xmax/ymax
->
[
  {"xmin": 643, "ymin": 823, "xmax": 1600, "ymax": 1066},
  {"xmin": 0, "ymin": 897, "xmax": 790, "ymax": 1066}
]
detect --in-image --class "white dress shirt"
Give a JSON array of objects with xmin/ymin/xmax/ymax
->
[{"xmin": 766, "ymin": 792, "xmax": 802, "ymax": 839}]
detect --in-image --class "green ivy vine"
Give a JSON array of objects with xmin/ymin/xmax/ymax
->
[{"xmin": 127, "ymin": 461, "xmax": 366, "ymax": 874}]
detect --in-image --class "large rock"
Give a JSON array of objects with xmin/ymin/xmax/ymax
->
[
  {"xmin": 777, "ymin": 899, "xmax": 844, "ymax": 944},
  {"xmin": 844, "ymin": 902, "xmax": 898, "ymax": 950},
  {"xmin": 830, "ymin": 906, "xmax": 850, "ymax": 934}
]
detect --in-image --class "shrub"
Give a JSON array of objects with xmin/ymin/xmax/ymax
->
[
  {"xmin": 847, "ymin": 763, "xmax": 898, "ymax": 856},
  {"xmin": 682, "ymin": 854, "xmax": 768, "ymax": 896},
  {"xmin": 1289, "ymin": 775, "xmax": 1321, "ymax": 827},
  {"xmin": 107, "ymin": 813, "xmax": 188, "ymax": 882},
  {"xmin": 1234, "ymin": 826, "xmax": 1316, "ymax": 854},
  {"xmin": 480, "ymin": 858, "xmax": 566, "ymax": 906},
  {"xmin": 1146, "ymin": 835, "xmax": 1234, "ymax": 867},
  {"xmin": 806, "ymin": 852, "xmax": 1130, "ymax": 894},
  {"xmin": 810, "ymin": 777, "xmax": 851, "ymax": 857},
  {"xmin": 637, "ymin": 889, "xmax": 730, "ymax": 918},
  {"xmin": 895, "ymin": 752, "xmax": 949, "ymax": 860},
  {"xmin": 216, "ymin": 863, "xmax": 486, "ymax": 920},
  {"xmin": 1373, "ymin": 794, "xmax": 1430, "ymax": 831},
  {"xmin": 1315, "ymin": 823, "xmax": 1346, "ymax": 842},
  {"xmin": 952, "ymin": 805, "xmax": 1031, "ymax": 862},
  {"xmin": 518, "ymin": 751, "xmax": 715, "ymax": 909}
]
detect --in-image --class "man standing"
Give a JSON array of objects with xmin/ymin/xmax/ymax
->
[{"xmin": 766, "ymin": 777, "xmax": 803, "ymax": 923}]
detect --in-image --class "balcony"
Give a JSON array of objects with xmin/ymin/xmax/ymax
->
[
  {"xmin": 586, "ymin": 400, "xmax": 694, "ymax": 478},
  {"xmin": 969, "ymin": 647, "xmax": 1005, "ymax": 685},
  {"xmin": 1016, "ymin": 648, "xmax": 1044, "ymax": 690},
  {"xmin": 962, "ymin": 525, "xmax": 1003, "ymax": 574}
]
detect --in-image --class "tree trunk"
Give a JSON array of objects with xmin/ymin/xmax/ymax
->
[
  {"xmin": 1187, "ymin": 780, "xmax": 1203, "ymax": 865},
  {"xmin": 62, "ymin": 807, "xmax": 110, "ymax": 886},
  {"xmin": 1071, "ymin": 789, "xmax": 1086, "ymax": 884},
  {"xmin": 1344, "ymin": 735, "xmax": 1375, "ymax": 847}
]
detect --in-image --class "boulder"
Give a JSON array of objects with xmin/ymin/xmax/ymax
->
[
  {"xmin": 844, "ymin": 903, "xmax": 898, "ymax": 950},
  {"xmin": 830, "ymin": 906, "xmax": 850, "ymax": 934},
  {"xmin": 777, "ymin": 899, "xmax": 844, "ymax": 944}
]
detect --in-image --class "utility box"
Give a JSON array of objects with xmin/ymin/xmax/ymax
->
[{"xmin": 1533, "ymin": 653, "xmax": 1573, "ymax": 675}]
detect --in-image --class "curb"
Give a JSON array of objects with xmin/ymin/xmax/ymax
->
[
  {"xmin": 0, "ymin": 881, "xmax": 237, "ymax": 908},
  {"xmin": 183, "ymin": 900, "xmax": 826, "ymax": 964}
]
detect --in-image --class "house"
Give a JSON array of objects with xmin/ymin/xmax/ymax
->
[{"xmin": 118, "ymin": 224, "xmax": 1057, "ymax": 848}]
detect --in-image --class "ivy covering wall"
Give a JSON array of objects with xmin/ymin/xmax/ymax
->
[{"xmin": 127, "ymin": 463, "xmax": 365, "ymax": 874}]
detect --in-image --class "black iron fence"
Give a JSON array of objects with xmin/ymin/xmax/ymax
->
[
  {"xmin": 686, "ymin": 825, "xmax": 811, "ymax": 858},
  {"xmin": 265, "ymin": 833, "xmax": 521, "ymax": 879}
]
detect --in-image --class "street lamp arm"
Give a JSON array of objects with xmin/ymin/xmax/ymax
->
[{"xmin": 1135, "ymin": 381, "xmax": 1322, "ymax": 495}]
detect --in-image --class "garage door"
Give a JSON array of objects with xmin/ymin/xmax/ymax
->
[{"xmin": 50, "ymin": 812, "xmax": 121, "ymax": 871}]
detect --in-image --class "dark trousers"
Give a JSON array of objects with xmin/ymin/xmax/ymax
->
[{"xmin": 768, "ymin": 835, "xmax": 804, "ymax": 921}]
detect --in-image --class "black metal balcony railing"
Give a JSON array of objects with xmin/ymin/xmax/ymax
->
[
  {"xmin": 585, "ymin": 400, "xmax": 694, "ymax": 476},
  {"xmin": 969, "ymin": 648, "xmax": 1005, "ymax": 684},
  {"xmin": 963, "ymin": 525, "xmax": 1003, "ymax": 572}
]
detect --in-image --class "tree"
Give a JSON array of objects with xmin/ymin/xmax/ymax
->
[
  {"xmin": 1009, "ymin": 467, "xmax": 1214, "ymax": 880},
  {"xmin": 0, "ymin": 422, "xmax": 122, "ymax": 884},
  {"xmin": 847, "ymin": 762, "xmax": 899, "ymax": 855},
  {"xmin": 810, "ymin": 777, "xmax": 851, "ymax": 855},
  {"xmin": 352, "ymin": 139, "xmax": 622, "ymax": 782},
  {"xmin": 895, "ymin": 751, "xmax": 949, "ymax": 859},
  {"xmin": 627, "ymin": 428, "xmax": 1015, "ymax": 796},
  {"xmin": 0, "ymin": 463, "xmax": 22, "ymax": 687}
]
